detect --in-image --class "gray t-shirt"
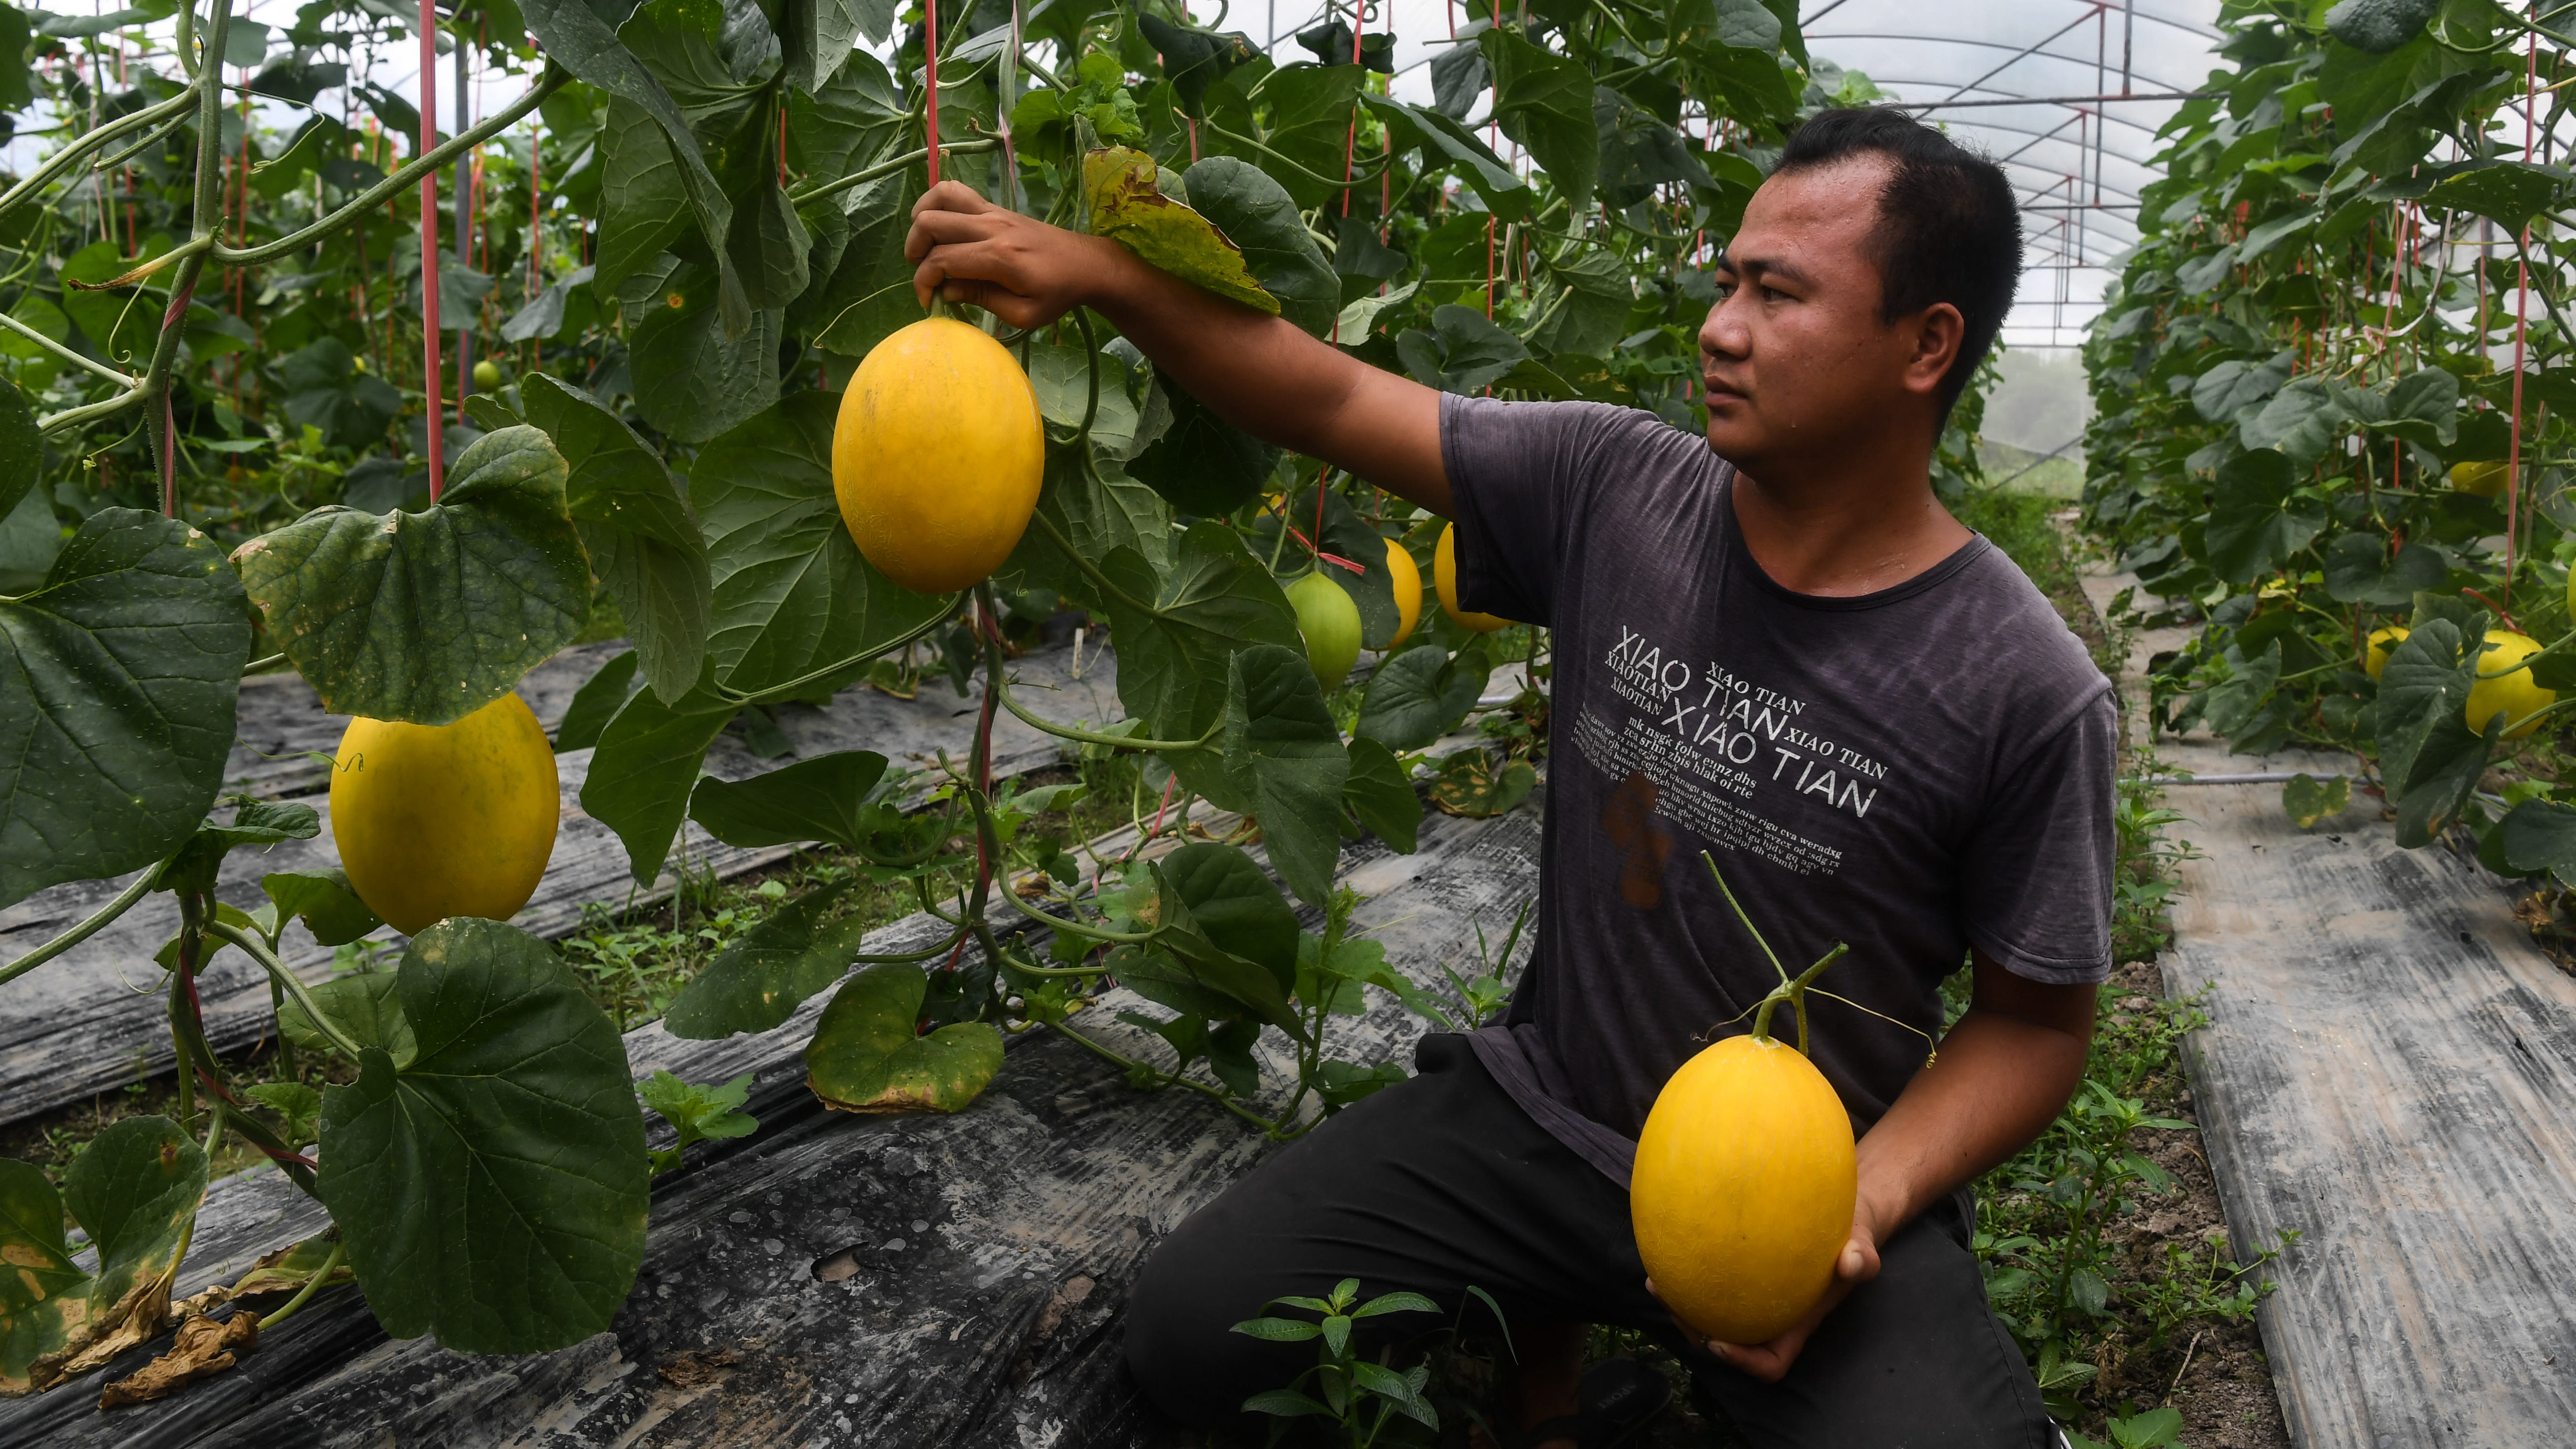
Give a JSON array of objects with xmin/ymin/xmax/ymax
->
[{"xmin": 1442, "ymin": 395, "xmax": 2118, "ymax": 1187}]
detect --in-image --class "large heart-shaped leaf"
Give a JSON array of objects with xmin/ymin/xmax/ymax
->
[
  {"xmin": 1127, "ymin": 381, "xmax": 1282, "ymax": 516},
  {"xmin": 1232, "ymin": 64, "xmax": 1363, "ymax": 209},
  {"xmin": 318, "ymin": 918, "xmax": 649, "ymax": 1355},
  {"xmin": 691, "ymin": 391, "xmax": 956, "ymax": 696},
  {"xmin": 687, "ymin": 750, "xmax": 890, "ymax": 850},
  {"xmin": 805, "ymin": 964, "xmax": 1004, "ymax": 1112},
  {"xmin": 1362, "ymin": 94, "xmax": 1533, "ymax": 222},
  {"xmin": 627, "ymin": 266, "xmax": 782, "ymax": 445},
  {"xmin": 1097, "ymin": 522, "xmax": 1303, "ymax": 751},
  {"xmin": 231, "ymin": 427, "xmax": 588, "ymax": 726},
  {"xmin": 1398, "ymin": 305, "xmax": 1529, "ymax": 394},
  {"xmin": 2326, "ymin": 0, "xmax": 2438, "ymax": 52},
  {"xmin": 667, "ymin": 881, "xmax": 879, "ymax": 1038},
  {"xmin": 2360, "ymin": 365, "xmax": 2460, "ymax": 449},
  {"xmin": 1357, "ymin": 639, "xmax": 1492, "ymax": 749},
  {"xmin": 2190, "ymin": 352, "xmax": 2291, "ymax": 424},
  {"xmin": 1004, "ymin": 447, "xmax": 1177, "ymax": 610},
  {"xmin": 2239, "ymin": 377, "xmax": 2345, "ymax": 467},
  {"xmin": 1343, "ymin": 737, "xmax": 1421, "ymax": 852},
  {"xmin": 2421, "ymin": 159, "xmax": 2567, "ymax": 233},
  {"xmin": 1181, "ymin": 157, "xmax": 1339, "ymax": 337},
  {"xmin": 2322, "ymin": 532, "xmax": 2445, "ymax": 605},
  {"xmin": 522, "ymin": 0, "xmax": 746, "ymax": 330},
  {"xmin": 581, "ymin": 675, "xmax": 736, "ymax": 886},
  {"xmin": 1480, "ymin": 26, "xmax": 1599, "ymax": 209},
  {"xmin": 1157, "ymin": 842, "xmax": 1300, "ymax": 992},
  {"xmin": 520, "ymin": 374, "xmax": 712, "ymax": 703},
  {"xmin": 813, "ymin": 172, "xmax": 924, "ymax": 361},
  {"xmin": 2202, "ymin": 448, "xmax": 2323, "ymax": 584},
  {"xmin": 1, "ymin": 510, "xmax": 248, "ymax": 910},
  {"xmin": 2376, "ymin": 618, "xmax": 2474, "ymax": 792},
  {"xmin": 1222, "ymin": 645, "xmax": 1351, "ymax": 905}
]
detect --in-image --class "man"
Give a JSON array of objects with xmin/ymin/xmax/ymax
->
[{"xmin": 907, "ymin": 106, "xmax": 2113, "ymax": 1446}]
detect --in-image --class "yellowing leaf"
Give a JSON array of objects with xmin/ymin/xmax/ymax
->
[
  {"xmin": 1084, "ymin": 147, "xmax": 1279, "ymax": 317},
  {"xmin": 805, "ymin": 965, "xmax": 1004, "ymax": 1114}
]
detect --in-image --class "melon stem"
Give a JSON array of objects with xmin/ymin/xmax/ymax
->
[{"xmin": 1708, "ymin": 852, "xmax": 1849, "ymax": 1053}]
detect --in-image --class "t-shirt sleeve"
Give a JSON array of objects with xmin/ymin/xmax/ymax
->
[
  {"xmin": 1956, "ymin": 690, "xmax": 2119, "ymax": 986},
  {"xmin": 1441, "ymin": 394, "xmax": 1643, "ymax": 626}
]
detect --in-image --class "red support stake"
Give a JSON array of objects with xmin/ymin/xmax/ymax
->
[
  {"xmin": 418, "ymin": 0, "xmax": 446, "ymax": 500},
  {"xmin": 925, "ymin": 0, "xmax": 942, "ymax": 188}
]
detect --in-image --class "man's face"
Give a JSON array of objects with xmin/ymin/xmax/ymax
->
[{"xmin": 1696, "ymin": 156, "xmax": 1949, "ymax": 476}]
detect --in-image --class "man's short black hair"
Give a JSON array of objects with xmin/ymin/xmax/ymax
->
[{"xmin": 1774, "ymin": 107, "xmax": 2022, "ymax": 415}]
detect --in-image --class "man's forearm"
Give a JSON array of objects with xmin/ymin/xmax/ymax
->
[
  {"xmin": 1851, "ymin": 1005, "xmax": 2089, "ymax": 1241},
  {"xmin": 1065, "ymin": 236, "xmax": 1452, "ymax": 512}
]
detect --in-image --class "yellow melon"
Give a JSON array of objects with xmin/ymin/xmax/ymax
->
[
  {"xmin": 329, "ymin": 694, "xmax": 559, "ymax": 935},
  {"xmin": 1630, "ymin": 1034, "xmax": 1856, "ymax": 1345},
  {"xmin": 832, "ymin": 317, "xmax": 1044, "ymax": 594}
]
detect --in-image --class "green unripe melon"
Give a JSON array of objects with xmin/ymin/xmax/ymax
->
[{"xmin": 1285, "ymin": 571, "xmax": 1363, "ymax": 691}]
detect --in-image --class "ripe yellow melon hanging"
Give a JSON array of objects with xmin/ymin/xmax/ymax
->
[
  {"xmin": 833, "ymin": 317, "xmax": 1045, "ymax": 594},
  {"xmin": 329, "ymin": 694, "xmax": 560, "ymax": 935},
  {"xmin": 1383, "ymin": 537, "xmax": 1424, "ymax": 647},
  {"xmin": 1435, "ymin": 524, "xmax": 1509, "ymax": 633},
  {"xmin": 1631, "ymin": 1032, "xmax": 1857, "ymax": 1346}
]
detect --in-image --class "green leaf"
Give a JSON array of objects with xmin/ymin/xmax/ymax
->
[
  {"xmin": 0, "ymin": 380, "xmax": 35, "ymax": 521},
  {"xmin": 2190, "ymin": 352, "xmax": 2291, "ymax": 424},
  {"xmin": 776, "ymin": 0, "xmax": 868, "ymax": 93},
  {"xmin": 2239, "ymin": 378, "xmax": 2345, "ymax": 468},
  {"xmin": 687, "ymin": 750, "xmax": 891, "ymax": 850},
  {"xmin": 1357, "ymin": 640, "xmax": 1492, "ymax": 749},
  {"xmin": 1426, "ymin": 748, "xmax": 1537, "ymax": 818},
  {"xmin": 520, "ymin": 375, "xmax": 711, "ymax": 703},
  {"xmin": 2201, "ymin": 642, "xmax": 2282, "ymax": 739},
  {"xmin": 1360, "ymin": 94, "xmax": 1533, "ymax": 223},
  {"xmin": 244, "ymin": 1082, "xmax": 324, "ymax": 1147},
  {"xmin": 1158, "ymin": 842, "xmax": 1300, "ymax": 992},
  {"xmin": 523, "ymin": 0, "xmax": 747, "ymax": 331},
  {"xmin": 261, "ymin": 868, "xmax": 384, "ymax": 948},
  {"xmin": 67, "ymin": 1112, "xmax": 204, "ymax": 1319},
  {"xmin": 1126, "ymin": 381, "xmax": 1282, "ymax": 516},
  {"xmin": 1136, "ymin": 12, "xmax": 1261, "ymax": 116},
  {"xmin": 2421, "ymin": 159, "xmax": 2566, "ymax": 232},
  {"xmin": 2376, "ymin": 618, "xmax": 2474, "ymax": 796},
  {"xmin": 1343, "ymin": 737, "xmax": 1420, "ymax": 852},
  {"xmin": 556, "ymin": 648, "xmax": 643, "ymax": 752},
  {"xmin": 2281, "ymin": 773, "xmax": 2350, "ymax": 830},
  {"xmin": 2322, "ymin": 533, "xmax": 2444, "ymax": 605},
  {"xmin": 1, "ymin": 510, "xmax": 249, "ymax": 911},
  {"xmin": 787, "ymin": 43, "xmax": 898, "ymax": 167},
  {"xmin": 0, "ymin": 1161, "xmax": 86, "ymax": 1396},
  {"xmin": 627, "ymin": 265, "xmax": 782, "ymax": 445},
  {"xmin": 1233, "ymin": 1318, "xmax": 1325, "ymax": 1343},
  {"xmin": 1026, "ymin": 343, "xmax": 1150, "ymax": 456},
  {"xmin": 154, "ymin": 796, "xmax": 322, "ymax": 900},
  {"xmin": 1236, "ymin": 63, "xmax": 1363, "ymax": 208},
  {"xmin": 1182, "ymin": 156, "xmax": 1339, "ymax": 337},
  {"xmin": 692, "ymin": 390, "xmax": 956, "ymax": 695},
  {"xmin": 2395, "ymin": 711, "xmax": 2500, "ymax": 847},
  {"xmin": 1526, "ymin": 248, "xmax": 1635, "ymax": 362},
  {"xmin": 1480, "ymin": 26, "xmax": 1598, "ymax": 209},
  {"xmin": 665, "ymin": 881, "xmax": 881, "ymax": 1038},
  {"xmin": 1223, "ymin": 645, "xmax": 1351, "ymax": 906},
  {"xmin": 805, "ymin": 964, "xmax": 1004, "ymax": 1112},
  {"xmin": 1085, "ymin": 147, "xmax": 1279, "ymax": 316},
  {"xmin": 580, "ymin": 675, "xmax": 736, "ymax": 886},
  {"xmin": 729, "ymin": 179, "xmax": 813, "ymax": 311},
  {"xmin": 813, "ymin": 172, "xmax": 924, "ymax": 360},
  {"xmin": 1096, "ymin": 523, "xmax": 1303, "ymax": 751},
  {"xmin": 279, "ymin": 970, "xmax": 415, "ymax": 1062},
  {"xmin": 231, "ymin": 427, "xmax": 589, "ymax": 725},
  {"xmin": 1003, "ymin": 447, "xmax": 1176, "ymax": 611},
  {"xmin": 2486, "ymin": 797, "xmax": 2576, "ymax": 885},
  {"xmin": 318, "ymin": 918, "xmax": 650, "ymax": 1354},
  {"xmin": 2202, "ymin": 448, "xmax": 2323, "ymax": 584},
  {"xmin": 2362, "ymin": 365, "xmax": 2461, "ymax": 448},
  {"xmin": 637, "ymin": 1068, "xmax": 757, "ymax": 1171},
  {"xmin": 2325, "ymin": 0, "xmax": 2439, "ymax": 52},
  {"xmin": 1397, "ymin": 304, "xmax": 1529, "ymax": 394}
]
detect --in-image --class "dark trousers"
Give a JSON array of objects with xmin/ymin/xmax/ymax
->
[{"xmin": 1124, "ymin": 1035, "xmax": 2058, "ymax": 1447}]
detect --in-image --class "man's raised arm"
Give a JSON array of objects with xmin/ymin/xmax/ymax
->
[{"xmin": 904, "ymin": 181, "xmax": 1452, "ymax": 516}]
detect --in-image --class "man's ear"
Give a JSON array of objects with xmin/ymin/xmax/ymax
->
[{"xmin": 1904, "ymin": 303, "xmax": 1967, "ymax": 398}]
